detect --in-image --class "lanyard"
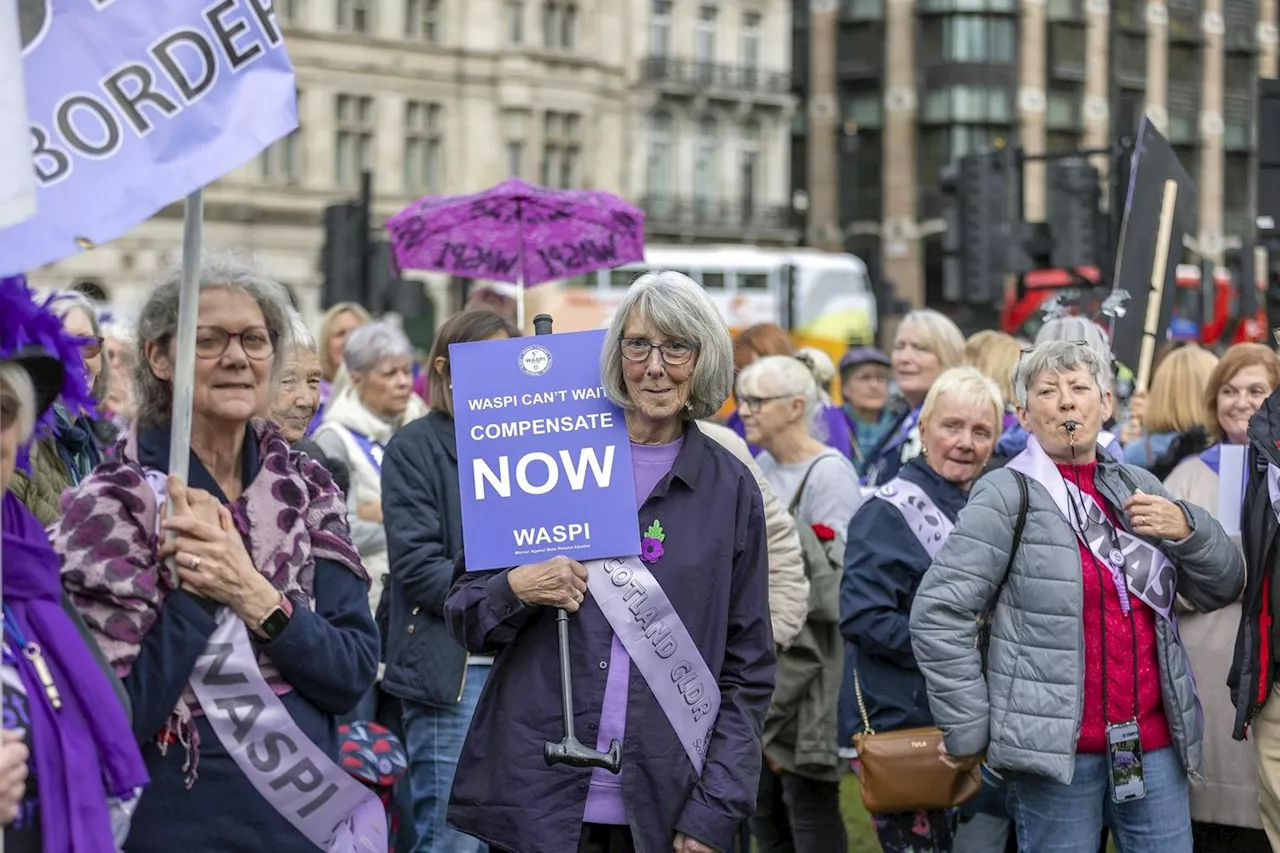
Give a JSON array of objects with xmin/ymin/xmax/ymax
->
[
  {"xmin": 1064, "ymin": 478, "xmax": 1140, "ymax": 724},
  {"xmin": 3, "ymin": 604, "xmax": 63, "ymax": 711}
]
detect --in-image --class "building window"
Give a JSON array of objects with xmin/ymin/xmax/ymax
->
[
  {"xmin": 503, "ymin": 109, "xmax": 529, "ymax": 178},
  {"xmin": 336, "ymin": 0, "xmax": 370, "ymax": 32},
  {"xmin": 843, "ymin": 92, "xmax": 883, "ymax": 130},
  {"xmin": 541, "ymin": 3, "xmax": 576, "ymax": 48},
  {"xmin": 1224, "ymin": 153, "xmax": 1251, "ymax": 217},
  {"xmin": 406, "ymin": 0, "xmax": 441, "ymax": 41},
  {"xmin": 540, "ymin": 111, "xmax": 581, "ymax": 189},
  {"xmin": 507, "ymin": 0, "xmax": 524, "ymax": 43},
  {"xmin": 651, "ymin": 0, "xmax": 672, "ymax": 56},
  {"xmin": 1045, "ymin": 0, "xmax": 1078, "ymax": 21},
  {"xmin": 696, "ymin": 6, "xmax": 718, "ymax": 65},
  {"xmin": 1224, "ymin": 53, "xmax": 1253, "ymax": 92},
  {"xmin": 841, "ymin": 0, "xmax": 884, "ymax": 19},
  {"xmin": 694, "ymin": 117, "xmax": 718, "ymax": 212},
  {"xmin": 1167, "ymin": 44, "xmax": 1200, "ymax": 88},
  {"xmin": 260, "ymin": 95, "xmax": 303, "ymax": 185},
  {"xmin": 334, "ymin": 95, "xmax": 374, "ymax": 187},
  {"xmin": 1225, "ymin": 119, "xmax": 1250, "ymax": 151},
  {"xmin": 918, "ymin": 0, "xmax": 1015, "ymax": 11},
  {"xmin": 921, "ymin": 15, "xmax": 1015, "ymax": 63},
  {"xmin": 1049, "ymin": 22, "xmax": 1086, "ymax": 78},
  {"xmin": 1046, "ymin": 88, "xmax": 1081, "ymax": 152},
  {"xmin": 647, "ymin": 111, "xmax": 674, "ymax": 203},
  {"xmin": 404, "ymin": 101, "xmax": 442, "ymax": 193},
  {"xmin": 740, "ymin": 119, "xmax": 761, "ymax": 214},
  {"xmin": 922, "ymin": 86, "xmax": 1012, "ymax": 123},
  {"xmin": 278, "ymin": 0, "xmax": 303, "ymax": 24},
  {"xmin": 1114, "ymin": 33, "xmax": 1147, "ymax": 82},
  {"xmin": 1114, "ymin": 0, "xmax": 1145, "ymax": 30},
  {"xmin": 839, "ymin": 22, "xmax": 885, "ymax": 72},
  {"xmin": 742, "ymin": 13, "xmax": 761, "ymax": 70}
]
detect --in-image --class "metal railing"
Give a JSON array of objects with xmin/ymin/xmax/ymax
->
[
  {"xmin": 640, "ymin": 57, "xmax": 792, "ymax": 96},
  {"xmin": 640, "ymin": 195, "xmax": 797, "ymax": 232}
]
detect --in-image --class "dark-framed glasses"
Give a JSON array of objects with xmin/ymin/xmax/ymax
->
[
  {"xmin": 620, "ymin": 337, "xmax": 698, "ymax": 366},
  {"xmin": 195, "ymin": 326, "xmax": 277, "ymax": 361},
  {"xmin": 79, "ymin": 336, "xmax": 104, "ymax": 360},
  {"xmin": 738, "ymin": 394, "xmax": 790, "ymax": 414}
]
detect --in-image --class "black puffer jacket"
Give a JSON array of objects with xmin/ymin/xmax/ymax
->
[
  {"xmin": 1150, "ymin": 426, "xmax": 1210, "ymax": 482},
  {"xmin": 1230, "ymin": 391, "xmax": 1280, "ymax": 739}
]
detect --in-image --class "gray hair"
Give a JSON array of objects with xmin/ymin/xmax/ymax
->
[
  {"xmin": 1035, "ymin": 316, "xmax": 1113, "ymax": 389},
  {"xmin": 1013, "ymin": 340, "xmax": 1110, "ymax": 409},
  {"xmin": 0, "ymin": 363, "xmax": 37, "ymax": 444},
  {"xmin": 737, "ymin": 355, "xmax": 827, "ymax": 441},
  {"xmin": 50, "ymin": 290, "xmax": 109, "ymax": 404},
  {"xmin": 287, "ymin": 309, "xmax": 317, "ymax": 353},
  {"xmin": 600, "ymin": 270, "xmax": 734, "ymax": 421},
  {"xmin": 342, "ymin": 321, "xmax": 414, "ymax": 374},
  {"xmin": 133, "ymin": 250, "xmax": 293, "ymax": 429}
]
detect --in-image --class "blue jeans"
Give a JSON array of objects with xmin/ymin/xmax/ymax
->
[
  {"xmin": 1008, "ymin": 747, "xmax": 1192, "ymax": 852},
  {"xmin": 402, "ymin": 665, "xmax": 491, "ymax": 853}
]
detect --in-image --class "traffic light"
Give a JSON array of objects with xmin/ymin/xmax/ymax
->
[
  {"xmin": 957, "ymin": 151, "xmax": 1008, "ymax": 304},
  {"xmin": 321, "ymin": 202, "xmax": 367, "ymax": 309},
  {"xmin": 1047, "ymin": 159, "xmax": 1102, "ymax": 270}
]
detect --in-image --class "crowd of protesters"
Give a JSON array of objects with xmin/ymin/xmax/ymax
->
[{"xmin": 4, "ymin": 252, "xmax": 1280, "ymax": 853}]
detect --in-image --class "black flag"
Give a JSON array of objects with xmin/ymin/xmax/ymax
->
[{"xmin": 1108, "ymin": 118, "xmax": 1196, "ymax": 388}]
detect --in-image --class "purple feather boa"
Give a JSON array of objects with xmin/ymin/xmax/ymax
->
[{"xmin": 0, "ymin": 275, "xmax": 96, "ymax": 470}]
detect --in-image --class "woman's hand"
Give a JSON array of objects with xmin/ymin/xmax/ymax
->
[
  {"xmin": 938, "ymin": 741, "xmax": 983, "ymax": 772},
  {"xmin": 160, "ymin": 477, "xmax": 280, "ymax": 625},
  {"xmin": 1124, "ymin": 489, "xmax": 1192, "ymax": 541},
  {"xmin": 673, "ymin": 833, "xmax": 714, "ymax": 853},
  {"xmin": 356, "ymin": 502, "xmax": 383, "ymax": 524},
  {"xmin": 0, "ymin": 730, "xmax": 29, "ymax": 825},
  {"xmin": 506, "ymin": 556, "xmax": 588, "ymax": 612},
  {"xmin": 1128, "ymin": 390, "xmax": 1148, "ymax": 422}
]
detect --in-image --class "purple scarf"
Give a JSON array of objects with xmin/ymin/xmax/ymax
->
[{"xmin": 2, "ymin": 493, "xmax": 148, "ymax": 852}]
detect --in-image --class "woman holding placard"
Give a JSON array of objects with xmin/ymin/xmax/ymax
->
[
  {"xmin": 52, "ymin": 254, "xmax": 380, "ymax": 853},
  {"xmin": 445, "ymin": 271, "xmax": 774, "ymax": 853},
  {"xmin": 1159, "ymin": 343, "xmax": 1279, "ymax": 852}
]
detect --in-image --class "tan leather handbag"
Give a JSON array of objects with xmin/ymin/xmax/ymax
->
[{"xmin": 851, "ymin": 671, "xmax": 983, "ymax": 814}]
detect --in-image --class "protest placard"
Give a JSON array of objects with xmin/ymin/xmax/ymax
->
[
  {"xmin": 451, "ymin": 329, "xmax": 641, "ymax": 571},
  {"xmin": 0, "ymin": 0, "xmax": 298, "ymax": 275}
]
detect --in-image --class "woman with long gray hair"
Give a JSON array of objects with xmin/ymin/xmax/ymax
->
[{"xmin": 52, "ymin": 252, "xmax": 379, "ymax": 852}]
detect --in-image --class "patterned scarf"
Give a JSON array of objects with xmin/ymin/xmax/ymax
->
[{"xmin": 54, "ymin": 419, "xmax": 367, "ymax": 781}]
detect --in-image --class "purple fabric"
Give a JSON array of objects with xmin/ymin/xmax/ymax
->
[
  {"xmin": 1201, "ymin": 442, "xmax": 1222, "ymax": 475},
  {"xmin": 583, "ymin": 438, "xmax": 683, "ymax": 825},
  {"xmin": 304, "ymin": 379, "xmax": 332, "ymax": 438},
  {"xmin": 2, "ymin": 492, "xmax": 149, "ymax": 852},
  {"xmin": 386, "ymin": 178, "xmax": 646, "ymax": 286},
  {"xmin": 1002, "ymin": 410, "xmax": 1019, "ymax": 432}
]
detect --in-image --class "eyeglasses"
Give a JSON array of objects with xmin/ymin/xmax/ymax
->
[
  {"xmin": 195, "ymin": 326, "xmax": 277, "ymax": 361},
  {"xmin": 620, "ymin": 337, "xmax": 698, "ymax": 366},
  {"xmin": 738, "ymin": 395, "xmax": 790, "ymax": 414},
  {"xmin": 79, "ymin": 336, "xmax": 104, "ymax": 360}
]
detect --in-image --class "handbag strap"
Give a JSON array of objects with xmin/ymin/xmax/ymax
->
[
  {"xmin": 852, "ymin": 668, "xmax": 875, "ymax": 736},
  {"xmin": 789, "ymin": 452, "xmax": 838, "ymax": 517}
]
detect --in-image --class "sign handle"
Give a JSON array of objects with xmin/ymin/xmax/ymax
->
[
  {"xmin": 1135, "ymin": 179, "xmax": 1178, "ymax": 394},
  {"xmin": 164, "ymin": 188, "xmax": 204, "ymax": 586}
]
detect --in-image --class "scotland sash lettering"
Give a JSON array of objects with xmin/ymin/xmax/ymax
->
[
  {"xmin": 189, "ymin": 610, "xmax": 387, "ymax": 853},
  {"xmin": 586, "ymin": 556, "xmax": 720, "ymax": 775},
  {"xmin": 872, "ymin": 477, "xmax": 955, "ymax": 558}
]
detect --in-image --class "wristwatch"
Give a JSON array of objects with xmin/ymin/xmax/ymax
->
[{"xmin": 255, "ymin": 593, "xmax": 293, "ymax": 641}]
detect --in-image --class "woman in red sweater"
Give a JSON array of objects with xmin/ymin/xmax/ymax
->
[{"xmin": 909, "ymin": 340, "xmax": 1245, "ymax": 853}]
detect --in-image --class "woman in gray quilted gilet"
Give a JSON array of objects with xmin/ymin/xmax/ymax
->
[{"xmin": 909, "ymin": 340, "xmax": 1244, "ymax": 853}]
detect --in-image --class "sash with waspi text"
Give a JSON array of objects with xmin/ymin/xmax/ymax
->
[
  {"xmin": 189, "ymin": 610, "xmax": 387, "ymax": 853},
  {"xmin": 1006, "ymin": 435, "xmax": 1176, "ymax": 624},
  {"xmin": 343, "ymin": 427, "xmax": 385, "ymax": 472},
  {"xmin": 872, "ymin": 477, "xmax": 955, "ymax": 558},
  {"xmin": 585, "ymin": 556, "xmax": 721, "ymax": 775}
]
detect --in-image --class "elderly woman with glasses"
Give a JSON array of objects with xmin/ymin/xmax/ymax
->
[
  {"xmin": 909, "ymin": 340, "xmax": 1243, "ymax": 853},
  {"xmin": 8, "ymin": 290, "xmax": 109, "ymax": 526},
  {"xmin": 52, "ymin": 253, "xmax": 379, "ymax": 853},
  {"xmin": 445, "ymin": 271, "xmax": 775, "ymax": 853}
]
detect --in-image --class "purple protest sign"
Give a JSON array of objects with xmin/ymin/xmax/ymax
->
[
  {"xmin": 450, "ymin": 329, "xmax": 640, "ymax": 571},
  {"xmin": 0, "ymin": 0, "xmax": 297, "ymax": 275}
]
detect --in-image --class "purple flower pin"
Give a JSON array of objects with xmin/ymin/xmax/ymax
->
[{"xmin": 641, "ymin": 519, "xmax": 666, "ymax": 563}]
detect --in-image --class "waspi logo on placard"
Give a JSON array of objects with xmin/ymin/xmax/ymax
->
[{"xmin": 519, "ymin": 344, "xmax": 553, "ymax": 376}]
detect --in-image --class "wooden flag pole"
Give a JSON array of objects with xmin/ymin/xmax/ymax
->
[
  {"xmin": 1135, "ymin": 179, "xmax": 1178, "ymax": 394},
  {"xmin": 163, "ymin": 189, "xmax": 204, "ymax": 585}
]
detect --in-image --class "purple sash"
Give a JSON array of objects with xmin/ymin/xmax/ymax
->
[
  {"xmin": 343, "ymin": 428, "xmax": 384, "ymax": 473},
  {"xmin": 1200, "ymin": 443, "xmax": 1221, "ymax": 475},
  {"xmin": 872, "ymin": 477, "xmax": 954, "ymax": 558},
  {"xmin": 586, "ymin": 556, "xmax": 720, "ymax": 775},
  {"xmin": 190, "ymin": 610, "xmax": 387, "ymax": 853},
  {"xmin": 1007, "ymin": 436, "xmax": 1176, "ymax": 624}
]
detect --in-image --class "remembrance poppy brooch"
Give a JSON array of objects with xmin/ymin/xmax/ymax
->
[
  {"xmin": 811, "ymin": 523, "xmax": 836, "ymax": 542},
  {"xmin": 641, "ymin": 519, "xmax": 666, "ymax": 563}
]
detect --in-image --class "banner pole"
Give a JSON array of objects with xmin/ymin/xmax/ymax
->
[{"xmin": 164, "ymin": 189, "xmax": 204, "ymax": 584}]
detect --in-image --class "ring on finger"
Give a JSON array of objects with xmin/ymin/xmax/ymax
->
[{"xmin": 188, "ymin": 554, "xmax": 202, "ymax": 570}]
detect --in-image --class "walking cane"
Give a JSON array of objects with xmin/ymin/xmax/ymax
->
[{"xmin": 532, "ymin": 313, "xmax": 622, "ymax": 774}]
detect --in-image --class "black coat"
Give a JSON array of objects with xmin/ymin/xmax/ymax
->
[{"xmin": 380, "ymin": 410, "xmax": 470, "ymax": 707}]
